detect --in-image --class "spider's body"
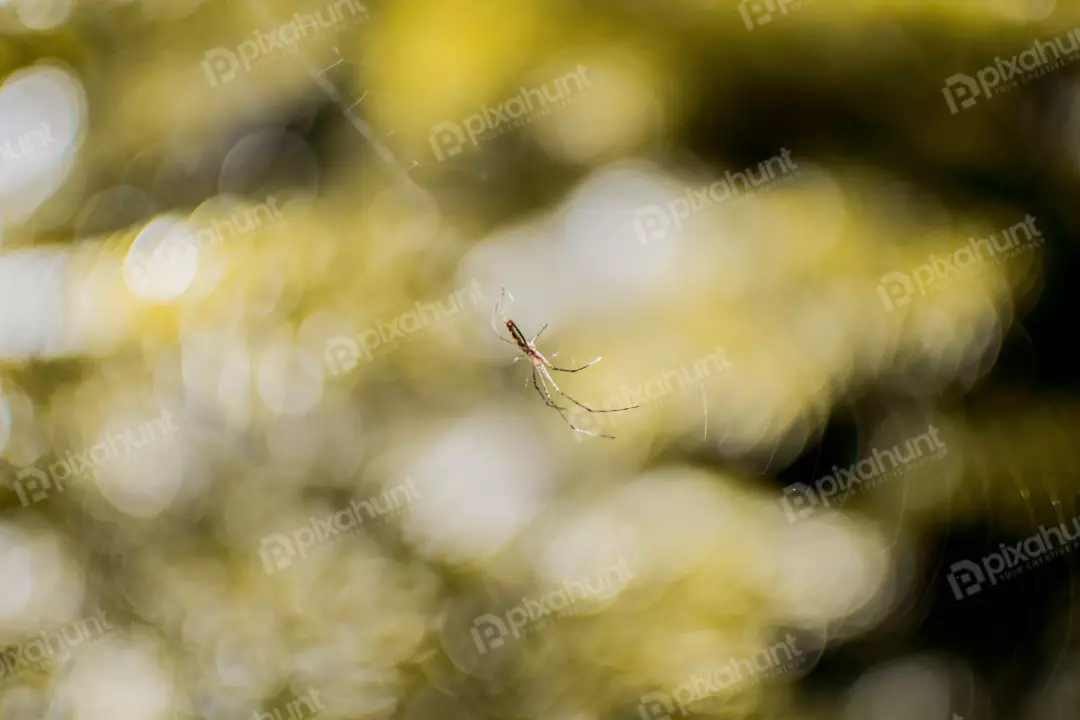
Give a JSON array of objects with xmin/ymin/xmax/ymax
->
[
  {"xmin": 505, "ymin": 320, "xmax": 535, "ymax": 356},
  {"xmin": 493, "ymin": 290, "xmax": 638, "ymax": 438}
]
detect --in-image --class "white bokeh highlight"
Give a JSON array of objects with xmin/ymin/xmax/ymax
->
[
  {"xmin": 0, "ymin": 63, "xmax": 84, "ymax": 228},
  {"xmin": 123, "ymin": 216, "xmax": 200, "ymax": 302},
  {"xmin": 401, "ymin": 410, "xmax": 555, "ymax": 564}
]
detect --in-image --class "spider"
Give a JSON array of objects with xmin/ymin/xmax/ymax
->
[{"xmin": 492, "ymin": 288, "xmax": 639, "ymax": 438}]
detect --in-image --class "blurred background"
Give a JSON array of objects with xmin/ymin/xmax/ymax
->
[{"xmin": 0, "ymin": 0, "xmax": 1079, "ymax": 718}]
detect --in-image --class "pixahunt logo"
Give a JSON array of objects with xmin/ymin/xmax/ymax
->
[
  {"xmin": 259, "ymin": 478, "xmax": 420, "ymax": 574},
  {"xmin": 877, "ymin": 215, "xmax": 1043, "ymax": 312},
  {"xmin": 469, "ymin": 558, "xmax": 633, "ymax": 654},
  {"xmin": 0, "ymin": 611, "xmax": 114, "ymax": 682},
  {"xmin": 190, "ymin": 197, "xmax": 287, "ymax": 249},
  {"xmin": 942, "ymin": 29, "xmax": 1080, "ymax": 114},
  {"xmin": 569, "ymin": 347, "xmax": 732, "ymax": 442},
  {"xmin": 428, "ymin": 65, "xmax": 592, "ymax": 161},
  {"xmin": 633, "ymin": 149, "xmax": 799, "ymax": 244},
  {"xmin": 637, "ymin": 634, "xmax": 805, "ymax": 719},
  {"xmin": 202, "ymin": 0, "xmax": 369, "ymax": 88},
  {"xmin": 738, "ymin": 0, "xmax": 815, "ymax": 31},
  {"xmin": 947, "ymin": 515, "xmax": 1080, "ymax": 600},
  {"xmin": 9, "ymin": 411, "xmax": 178, "ymax": 508},
  {"xmin": 0, "ymin": 121, "xmax": 56, "ymax": 168},
  {"xmin": 780, "ymin": 424, "xmax": 946, "ymax": 522},
  {"xmin": 126, "ymin": 198, "xmax": 289, "ymax": 288},
  {"xmin": 324, "ymin": 280, "xmax": 486, "ymax": 374},
  {"xmin": 252, "ymin": 687, "xmax": 326, "ymax": 720}
]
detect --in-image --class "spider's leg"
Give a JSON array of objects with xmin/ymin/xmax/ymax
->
[
  {"xmin": 531, "ymin": 367, "xmax": 566, "ymax": 410},
  {"xmin": 540, "ymin": 366, "xmax": 639, "ymax": 413},
  {"xmin": 529, "ymin": 324, "xmax": 548, "ymax": 345},
  {"xmin": 491, "ymin": 287, "xmax": 519, "ymax": 347},
  {"xmin": 497, "ymin": 286, "xmax": 515, "ymax": 319},
  {"xmin": 546, "ymin": 356, "xmax": 602, "ymax": 373},
  {"xmin": 534, "ymin": 369, "xmax": 614, "ymax": 439}
]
